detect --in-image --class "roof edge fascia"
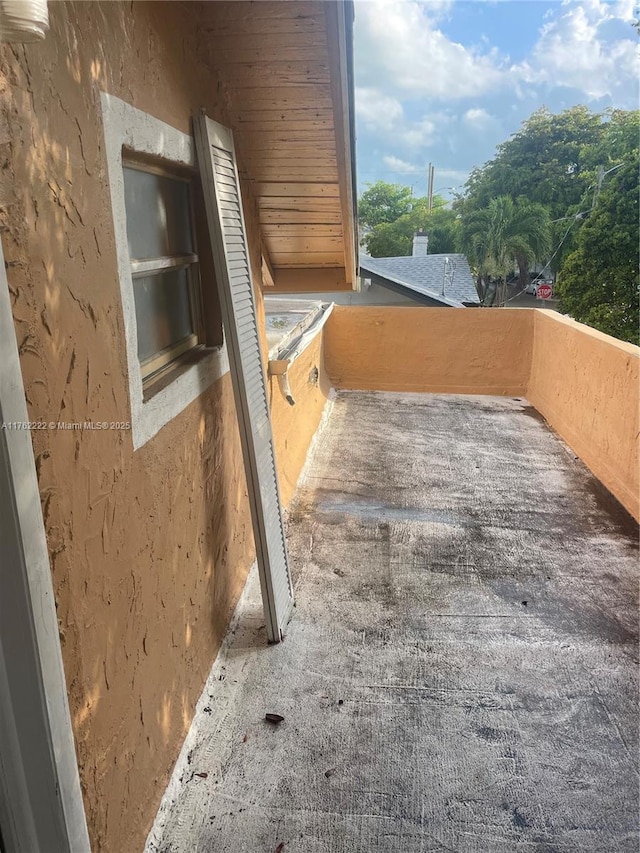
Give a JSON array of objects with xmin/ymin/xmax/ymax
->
[
  {"xmin": 360, "ymin": 261, "xmax": 466, "ymax": 308},
  {"xmin": 325, "ymin": 0, "xmax": 358, "ymax": 289}
]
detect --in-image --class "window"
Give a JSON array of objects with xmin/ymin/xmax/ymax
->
[
  {"xmin": 101, "ymin": 92, "xmax": 229, "ymax": 450},
  {"xmin": 123, "ymin": 163, "xmax": 203, "ymax": 382}
]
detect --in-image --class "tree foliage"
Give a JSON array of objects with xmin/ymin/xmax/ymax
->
[
  {"xmin": 358, "ymin": 181, "xmax": 413, "ymax": 229},
  {"xmin": 455, "ymin": 106, "xmax": 639, "ymax": 337},
  {"xmin": 456, "ymin": 106, "xmax": 606, "ymax": 272},
  {"xmin": 363, "ymin": 197, "xmax": 460, "ymax": 258},
  {"xmin": 458, "ymin": 106, "xmax": 604, "ymax": 220},
  {"xmin": 460, "ymin": 196, "xmax": 551, "ymax": 305},
  {"xmin": 357, "ymin": 108, "xmax": 639, "ymax": 340},
  {"xmin": 556, "ymin": 112, "xmax": 639, "ymax": 345}
]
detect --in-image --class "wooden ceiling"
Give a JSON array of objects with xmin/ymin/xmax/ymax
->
[{"xmin": 198, "ymin": 1, "xmax": 356, "ymax": 291}]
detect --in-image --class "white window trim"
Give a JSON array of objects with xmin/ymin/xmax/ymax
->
[
  {"xmin": 0, "ymin": 236, "xmax": 91, "ymax": 852},
  {"xmin": 101, "ymin": 92, "xmax": 229, "ymax": 450}
]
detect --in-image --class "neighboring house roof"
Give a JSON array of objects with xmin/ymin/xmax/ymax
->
[{"xmin": 360, "ymin": 254, "xmax": 480, "ymax": 307}]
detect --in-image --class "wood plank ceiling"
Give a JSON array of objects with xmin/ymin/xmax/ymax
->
[{"xmin": 197, "ymin": 1, "xmax": 356, "ymax": 290}]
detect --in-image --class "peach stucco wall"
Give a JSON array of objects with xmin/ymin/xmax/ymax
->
[
  {"xmin": 528, "ymin": 311, "xmax": 639, "ymax": 520},
  {"xmin": 0, "ymin": 3, "xmax": 268, "ymax": 851},
  {"xmin": 325, "ymin": 306, "xmax": 534, "ymax": 396},
  {"xmin": 270, "ymin": 332, "xmax": 331, "ymax": 508},
  {"xmin": 323, "ymin": 305, "xmax": 639, "ymax": 521}
]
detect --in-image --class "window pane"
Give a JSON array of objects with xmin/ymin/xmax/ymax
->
[
  {"xmin": 134, "ymin": 268, "xmax": 194, "ymax": 364},
  {"xmin": 123, "ymin": 167, "xmax": 194, "ymax": 259}
]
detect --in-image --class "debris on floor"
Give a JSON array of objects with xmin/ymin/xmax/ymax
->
[{"xmin": 146, "ymin": 393, "xmax": 639, "ymax": 853}]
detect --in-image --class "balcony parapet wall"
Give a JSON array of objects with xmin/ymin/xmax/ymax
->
[
  {"xmin": 318, "ymin": 306, "xmax": 638, "ymax": 521},
  {"xmin": 324, "ymin": 306, "xmax": 533, "ymax": 396},
  {"xmin": 269, "ymin": 331, "xmax": 331, "ymax": 508},
  {"xmin": 528, "ymin": 311, "xmax": 639, "ymax": 522}
]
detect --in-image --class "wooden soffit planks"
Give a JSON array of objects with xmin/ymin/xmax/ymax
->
[{"xmin": 198, "ymin": 0, "xmax": 355, "ymax": 289}]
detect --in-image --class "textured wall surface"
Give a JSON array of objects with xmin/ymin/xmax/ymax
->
[
  {"xmin": 528, "ymin": 311, "xmax": 639, "ymax": 521},
  {"xmin": 324, "ymin": 307, "xmax": 534, "ymax": 395},
  {"xmin": 0, "ymin": 3, "xmax": 266, "ymax": 850},
  {"xmin": 323, "ymin": 306, "xmax": 639, "ymax": 521},
  {"xmin": 270, "ymin": 332, "xmax": 331, "ymax": 508}
]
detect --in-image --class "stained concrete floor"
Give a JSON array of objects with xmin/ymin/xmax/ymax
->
[{"xmin": 147, "ymin": 392, "xmax": 639, "ymax": 853}]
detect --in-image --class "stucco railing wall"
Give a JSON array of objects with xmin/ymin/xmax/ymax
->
[
  {"xmin": 321, "ymin": 306, "xmax": 639, "ymax": 521},
  {"xmin": 270, "ymin": 332, "xmax": 331, "ymax": 508},
  {"xmin": 527, "ymin": 311, "xmax": 639, "ymax": 521},
  {"xmin": 324, "ymin": 306, "xmax": 534, "ymax": 396}
]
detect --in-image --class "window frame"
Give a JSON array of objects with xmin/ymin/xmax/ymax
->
[
  {"xmin": 123, "ymin": 158, "xmax": 204, "ymax": 382},
  {"xmin": 101, "ymin": 92, "xmax": 229, "ymax": 450}
]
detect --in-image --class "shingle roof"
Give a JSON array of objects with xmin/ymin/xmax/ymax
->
[{"xmin": 360, "ymin": 253, "xmax": 479, "ymax": 306}]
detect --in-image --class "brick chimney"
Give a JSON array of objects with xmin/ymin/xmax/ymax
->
[{"xmin": 412, "ymin": 229, "xmax": 428, "ymax": 257}]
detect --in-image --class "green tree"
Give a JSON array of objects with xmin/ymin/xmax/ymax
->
[
  {"xmin": 456, "ymin": 106, "xmax": 606, "ymax": 273},
  {"xmin": 358, "ymin": 181, "xmax": 413, "ymax": 229},
  {"xmin": 460, "ymin": 209, "xmax": 492, "ymax": 301},
  {"xmin": 458, "ymin": 106, "xmax": 604, "ymax": 220},
  {"xmin": 461, "ymin": 196, "xmax": 551, "ymax": 306},
  {"xmin": 556, "ymin": 113, "xmax": 639, "ymax": 344},
  {"xmin": 363, "ymin": 220, "xmax": 412, "ymax": 257},
  {"xmin": 363, "ymin": 195, "xmax": 460, "ymax": 257},
  {"xmin": 456, "ymin": 106, "xmax": 639, "ymax": 326}
]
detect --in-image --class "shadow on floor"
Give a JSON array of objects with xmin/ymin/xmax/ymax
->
[{"xmin": 147, "ymin": 392, "xmax": 639, "ymax": 853}]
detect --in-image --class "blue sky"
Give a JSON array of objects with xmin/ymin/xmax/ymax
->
[{"xmin": 354, "ymin": 0, "xmax": 639, "ymax": 199}]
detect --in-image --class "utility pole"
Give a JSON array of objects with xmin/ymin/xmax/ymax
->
[{"xmin": 427, "ymin": 164, "xmax": 435, "ymax": 213}]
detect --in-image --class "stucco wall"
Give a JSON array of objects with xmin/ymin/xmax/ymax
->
[
  {"xmin": 269, "ymin": 332, "xmax": 331, "ymax": 508},
  {"xmin": 0, "ymin": 3, "xmax": 267, "ymax": 851},
  {"xmin": 325, "ymin": 306, "xmax": 534, "ymax": 395},
  {"xmin": 323, "ymin": 305, "xmax": 639, "ymax": 520},
  {"xmin": 528, "ymin": 311, "xmax": 639, "ymax": 521}
]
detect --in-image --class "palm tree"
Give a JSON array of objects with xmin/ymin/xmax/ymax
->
[
  {"xmin": 461, "ymin": 196, "xmax": 552, "ymax": 306},
  {"xmin": 461, "ymin": 210, "xmax": 491, "ymax": 302}
]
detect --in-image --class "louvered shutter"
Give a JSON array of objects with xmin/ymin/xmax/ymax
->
[{"xmin": 194, "ymin": 114, "xmax": 293, "ymax": 643}]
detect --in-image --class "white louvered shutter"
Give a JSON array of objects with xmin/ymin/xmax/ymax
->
[{"xmin": 194, "ymin": 114, "xmax": 293, "ymax": 643}]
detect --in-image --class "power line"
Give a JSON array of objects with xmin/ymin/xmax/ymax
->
[
  {"xmin": 503, "ymin": 163, "xmax": 621, "ymax": 305},
  {"xmin": 503, "ymin": 216, "xmax": 581, "ymax": 305},
  {"xmin": 591, "ymin": 162, "xmax": 624, "ymax": 209}
]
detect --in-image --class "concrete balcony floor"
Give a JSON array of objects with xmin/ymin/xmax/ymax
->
[{"xmin": 148, "ymin": 392, "xmax": 639, "ymax": 853}]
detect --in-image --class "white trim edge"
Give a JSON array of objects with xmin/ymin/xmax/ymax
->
[
  {"xmin": 278, "ymin": 302, "xmax": 334, "ymax": 364},
  {"xmin": 0, "ymin": 237, "xmax": 91, "ymax": 852},
  {"xmin": 100, "ymin": 92, "xmax": 230, "ymax": 450}
]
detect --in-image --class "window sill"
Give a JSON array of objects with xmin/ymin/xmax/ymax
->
[
  {"xmin": 143, "ymin": 345, "xmax": 220, "ymax": 403},
  {"xmin": 132, "ymin": 344, "xmax": 229, "ymax": 450}
]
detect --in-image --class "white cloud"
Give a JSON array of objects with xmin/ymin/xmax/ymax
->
[
  {"xmin": 402, "ymin": 117, "xmax": 437, "ymax": 148},
  {"xmin": 355, "ymin": 0, "xmax": 638, "ymax": 196},
  {"xmin": 355, "ymin": 0, "xmax": 506, "ymax": 99},
  {"xmin": 419, "ymin": 0, "xmax": 453, "ymax": 17},
  {"xmin": 434, "ymin": 168, "xmax": 469, "ymax": 187},
  {"xmin": 463, "ymin": 108, "xmax": 492, "ymax": 128},
  {"xmin": 355, "ymin": 91, "xmax": 446, "ymax": 151},
  {"xmin": 356, "ymin": 0, "xmax": 638, "ymax": 109},
  {"xmin": 523, "ymin": 0, "xmax": 638, "ymax": 105},
  {"xmin": 382, "ymin": 155, "xmax": 420, "ymax": 173},
  {"xmin": 355, "ymin": 86, "xmax": 404, "ymax": 132}
]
